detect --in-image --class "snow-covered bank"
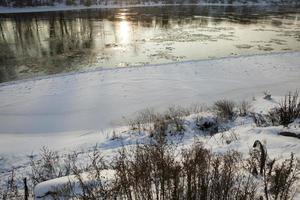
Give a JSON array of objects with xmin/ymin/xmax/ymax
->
[
  {"xmin": 0, "ymin": 3, "xmax": 166, "ymax": 14},
  {"xmin": 0, "ymin": 2, "xmax": 298, "ymax": 14},
  {"xmin": 1, "ymin": 52, "xmax": 299, "ymax": 134},
  {"xmin": 18, "ymin": 96, "xmax": 300, "ymax": 199},
  {"xmin": 34, "ymin": 169, "xmax": 115, "ymax": 199},
  {"xmin": 0, "ymin": 52, "xmax": 300, "ymax": 170},
  {"xmin": 0, "ymin": 92, "xmax": 300, "ymax": 199}
]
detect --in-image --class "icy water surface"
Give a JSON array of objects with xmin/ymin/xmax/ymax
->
[{"xmin": 0, "ymin": 5, "xmax": 300, "ymax": 82}]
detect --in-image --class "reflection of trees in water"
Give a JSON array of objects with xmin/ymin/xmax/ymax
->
[
  {"xmin": 46, "ymin": 14, "xmax": 95, "ymax": 74},
  {"xmin": 0, "ymin": 13, "xmax": 95, "ymax": 82},
  {"xmin": 48, "ymin": 14, "xmax": 94, "ymax": 56},
  {"xmin": 13, "ymin": 16, "xmax": 43, "ymax": 56},
  {"xmin": 0, "ymin": 41, "xmax": 17, "ymax": 82},
  {"xmin": 0, "ymin": 20, "xmax": 17, "ymax": 82}
]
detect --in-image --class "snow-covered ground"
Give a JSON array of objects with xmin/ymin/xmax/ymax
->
[
  {"xmin": 0, "ymin": 52, "xmax": 300, "ymax": 199},
  {"xmin": 32, "ymin": 96, "xmax": 300, "ymax": 199},
  {"xmin": 34, "ymin": 169, "xmax": 116, "ymax": 199},
  {"xmin": 0, "ymin": 52, "xmax": 300, "ymax": 173},
  {"xmin": 0, "ymin": 52, "xmax": 299, "ymax": 161}
]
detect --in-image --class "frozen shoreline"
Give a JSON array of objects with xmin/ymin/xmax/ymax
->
[
  {"xmin": 1, "ymin": 52, "xmax": 299, "ymax": 135},
  {"xmin": 0, "ymin": 52, "xmax": 300, "ymax": 190},
  {"xmin": 0, "ymin": 2, "xmax": 293, "ymax": 14},
  {"xmin": 0, "ymin": 52, "xmax": 299, "ymax": 152},
  {"xmin": 2, "ymin": 95, "xmax": 300, "ymax": 198}
]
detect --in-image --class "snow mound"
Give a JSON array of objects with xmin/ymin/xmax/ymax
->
[{"xmin": 34, "ymin": 169, "xmax": 115, "ymax": 200}]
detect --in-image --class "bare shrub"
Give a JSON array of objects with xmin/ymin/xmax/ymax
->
[
  {"xmin": 0, "ymin": 169, "xmax": 23, "ymax": 200},
  {"xmin": 113, "ymin": 147, "xmax": 133, "ymax": 199},
  {"xmin": 238, "ymin": 100, "xmax": 252, "ymax": 117},
  {"xmin": 148, "ymin": 106, "xmax": 187, "ymax": 139},
  {"xmin": 3, "ymin": 139, "xmax": 299, "ymax": 200},
  {"xmin": 111, "ymin": 139, "xmax": 300, "ymax": 200},
  {"xmin": 2, "ymin": 150, "xmax": 79, "ymax": 200},
  {"xmin": 213, "ymin": 99, "xmax": 236, "ymax": 121},
  {"xmin": 164, "ymin": 106, "xmax": 187, "ymax": 133},
  {"xmin": 181, "ymin": 142, "xmax": 212, "ymax": 199},
  {"xmin": 247, "ymin": 140, "xmax": 300, "ymax": 200},
  {"xmin": 210, "ymin": 151, "xmax": 244, "ymax": 199},
  {"xmin": 151, "ymin": 114, "xmax": 169, "ymax": 140},
  {"xmin": 126, "ymin": 106, "xmax": 188, "ymax": 138},
  {"xmin": 30, "ymin": 147, "xmax": 75, "ymax": 185},
  {"xmin": 184, "ymin": 146, "xmax": 258, "ymax": 200},
  {"xmin": 70, "ymin": 149, "xmax": 114, "ymax": 200},
  {"xmin": 234, "ymin": 175, "xmax": 258, "ymax": 200},
  {"xmin": 268, "ymin": 153, "xmax": 299, "ymax": 200},
  {"xmin": 188, "ymin": 103, "xmax": 207, "ymax": 114},
  {"xmin": 127, "ymin": 108, "xmax": 158, "ymax": 133},
  {"xmin": 268, "ymin": 91, "xmax": 300, "ymax": 127},
  {"xmin": 64, "ymin": 152, "xmax": 79, "ymax": 176},
  {"xmin": 251, "ymin": 113, "xmax": 272, "ymax": 127},
  {"xmin": 113, "ymin": 140, "xmax": 181, "ymax": 200},
  {"xmin": 111, "ymin": 140, "xmax": 260, "ymax": 200},
  {"xmin": 34, "ymin": 148, "xmax": 114, "ymax": 200}
]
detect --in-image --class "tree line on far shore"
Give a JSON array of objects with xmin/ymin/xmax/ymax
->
[{"xmin": 0, "ymin": 0, "xmax": 299, "ymax": 8}]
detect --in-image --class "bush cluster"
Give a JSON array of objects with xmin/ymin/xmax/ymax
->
[
  {"xmin": 268, "ymin": 92, "xmax": 300, "ymax": 127},
  {"xmin": 2, "ymin": 139, "xmax": 298, "ymax": 200}
]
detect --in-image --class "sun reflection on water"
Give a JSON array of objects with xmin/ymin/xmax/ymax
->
[{"xmin": 118, "ymin": 14, "xmax": 131, "ymax": 44}]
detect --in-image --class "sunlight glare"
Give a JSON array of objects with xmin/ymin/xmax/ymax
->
[{"xmin": 118, "ymin": 17, "xmax": 131, "ymax": 44}]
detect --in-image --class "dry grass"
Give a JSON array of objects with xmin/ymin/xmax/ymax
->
[
  {"xmin": 268, "ymin": 91, "xmax": 300, "ymax": 127},
  {"xmin": 213, "ymin": 99, "xmax": 236, "ymax": 121}
]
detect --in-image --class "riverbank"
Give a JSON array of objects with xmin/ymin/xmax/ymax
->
[
  {"xmin": 0, "ymin": 2, "xmax": 298, "ymax": 14},
  {"xmin": 1, "ymin": 51, "xmax": 299, "ymax": 133},
  {"xmin": 1, "ymin": 93, "xmax": 300, "ymax": 199},
  {"xmin": 0, "ymin": 52, "xmax": 299, "ymax": 169},
  {"xmin": 0, "ymin": 52, "xmax": 300, "ymax": 198}
]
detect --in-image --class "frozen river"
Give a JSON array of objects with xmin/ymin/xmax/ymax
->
[{"xmin": 0, "ymin": 5, "xmax": 300, "ymax": 82}]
